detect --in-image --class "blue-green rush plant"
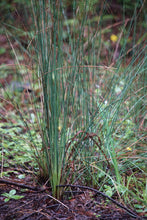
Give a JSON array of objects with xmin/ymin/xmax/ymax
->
[{"xmin": 31, "ymin": 0, "xmax": 147, "ymax": 201}]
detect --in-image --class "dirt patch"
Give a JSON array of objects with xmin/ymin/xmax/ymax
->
[{"xmin": 0, "ymin": 179, "xmax": 142, "ymax": 220}]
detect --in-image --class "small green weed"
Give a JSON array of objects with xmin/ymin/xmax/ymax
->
[{"xmin": 2, "ymin": 189, "xmax": 24, "ymax": 202}]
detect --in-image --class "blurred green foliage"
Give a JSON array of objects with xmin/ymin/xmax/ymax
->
[{"xmin": 0, "ymin": 0, "xmax": 31, "ymax": 24}]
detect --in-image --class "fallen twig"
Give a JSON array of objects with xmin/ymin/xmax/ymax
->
[
  {"xmin": 0, "ymin": 178, "xmax": 47, "ymax": 192},
  {"xmin": 57, "ymin": 184, "xmax": 141, "ymax": 219}
]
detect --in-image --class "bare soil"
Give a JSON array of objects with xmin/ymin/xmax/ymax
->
[{"xmin": 0, "ymin": 178, "xmax": 142, "ymax": 220}]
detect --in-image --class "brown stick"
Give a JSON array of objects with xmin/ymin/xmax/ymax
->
[
  {"xmin": 0, "ymin": 178, "xmax": 46, "ymax": 192},
  {"xmin": 57, "ymin": 184, "xmax": 141, "ymax": 219}
]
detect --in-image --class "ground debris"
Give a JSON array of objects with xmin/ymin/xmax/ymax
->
[{"xmin": 0, "ymin": 186, "xmax": 142, "ymax": 220}]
